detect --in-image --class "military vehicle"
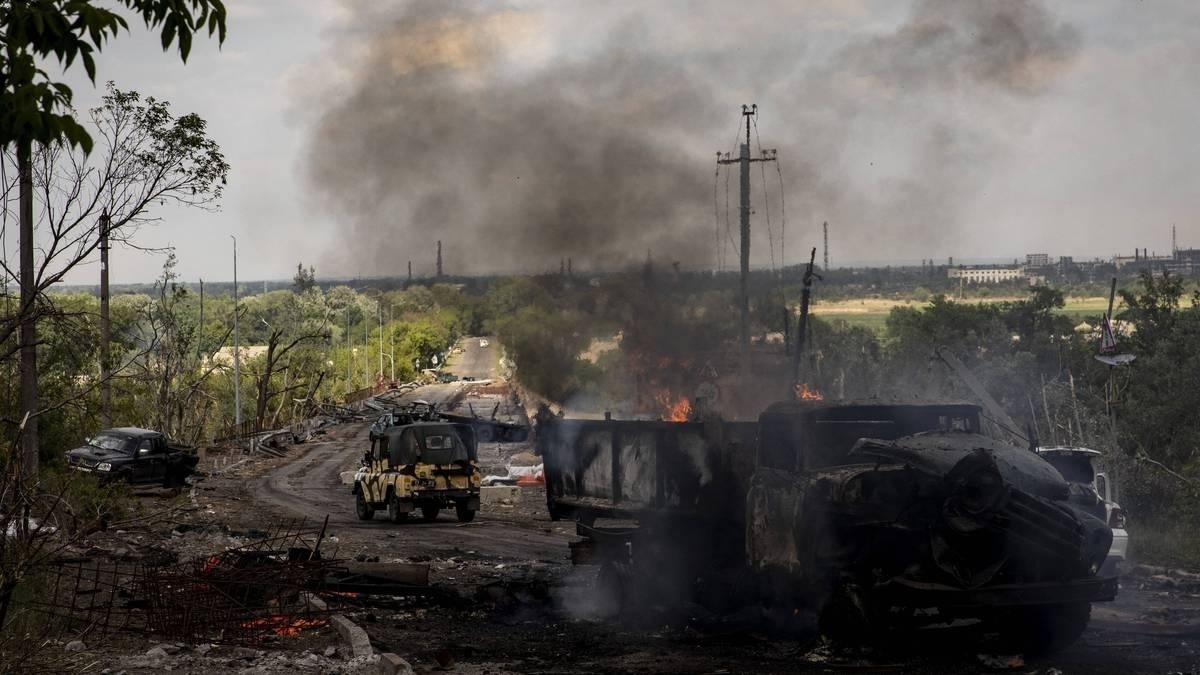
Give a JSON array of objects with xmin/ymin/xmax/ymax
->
[
  {"xmin": 538, "ymin": 400, "xmax": 1117, "ymax": 653},
  {"xmin": 353, "ymin": 401, "xmax": 528, "ymax": 524},
  {"xmin": 354, "ymin": 420, "xmax": 481, "ymax": 523}
]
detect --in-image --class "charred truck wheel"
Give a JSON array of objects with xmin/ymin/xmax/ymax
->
[
  {"xmin": 989, "ymin": 602, "xmax": 1092, "ymax": 655},
  {"xmin": 354, "ymin": 490, "xmax": 375, "ymax": 521}
]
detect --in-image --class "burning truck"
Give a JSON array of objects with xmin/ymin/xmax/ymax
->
[{"xmin": 537, "ymin": 399, "xmax": 1117, "ymax": 653}]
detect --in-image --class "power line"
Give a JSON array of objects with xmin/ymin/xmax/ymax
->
[
  {"xmin": 775, "ymin": 158, "xmax": 787, "ymax": 271},
  {"xmin": 751, "ymin": 115, "xmax": 776, "ymax": 273}
]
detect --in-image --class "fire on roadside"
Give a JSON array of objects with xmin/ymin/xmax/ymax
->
[
  {"xmin": 655, "ymin": 390, "xmax": 693, "ymax": 422},
  {"xmin": 794, "ymin": 382, "xmax": 824, "ymax": 402}
]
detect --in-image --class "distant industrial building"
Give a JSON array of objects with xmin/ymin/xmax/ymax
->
[
  {"xmin": 947, "ymin": 266, "xmax": 1024, "ymax": 283},
  {"xmin": 1025, "ymin": 253, "xmax": 1050, "ymax": 267}
]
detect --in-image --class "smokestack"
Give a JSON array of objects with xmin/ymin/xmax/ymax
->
[
  {"xmin": 436, "ymin": 240, "xmax": 443, "ymax": 277},
  {"xmin": 1173, "ymin": 225, "xmax": 1178, "ymax": 255},
  {"xmin": 407, "ymin": 260, "xmax": 412, "ymax": 283},
  {"xmin": 823, "ymin": 221, "xmax": 829, "ymax": 270},
  {"xmin": 949, "ymin": 256, "xmax": 954, "ymax": 267}
]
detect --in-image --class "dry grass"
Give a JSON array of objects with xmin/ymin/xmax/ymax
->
[{"xmin": 809, "ymin": 296, "xmax": 1147, "ymax": 334}]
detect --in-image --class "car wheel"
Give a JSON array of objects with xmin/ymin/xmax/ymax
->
[
  {"xmin": 355, "ymin": 491, "xmax": 375, "ymax": 521},
  {"xmin": 455, "ymin": 500, "xmax": 476, "ymax": 522},
  {"xmin": 420, "ymin": 504, "xmax": 439, "ymax": 522}
]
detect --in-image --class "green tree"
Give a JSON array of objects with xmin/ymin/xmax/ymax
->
[{"xmin": 1, "ymin": 0, "xmax": 227, "ymax": 479}]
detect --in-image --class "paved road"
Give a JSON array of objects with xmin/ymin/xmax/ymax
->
[{"xmin": 445, "ymin": 335, "xmax": 499, "ymax": 380}]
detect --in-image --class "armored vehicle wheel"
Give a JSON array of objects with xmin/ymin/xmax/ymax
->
[
  {"xmin": 355, "ymin": 491, "xmax": 375, "ymax": 521},
  {"xmin": 455, "ymin": 500, "xmax": 476, "ymax": 522},
  {"xmin": 420, "ymin": 504, "xmax": 440, "ymax": 522},
  {"xmin": 387, "ymin": 495, "xmax": 408, "ymax": 523}
]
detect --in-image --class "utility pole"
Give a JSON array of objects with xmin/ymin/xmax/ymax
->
[
  {"xmin": 823, "ymin": 221, "xmax": 829, "ymax": 271},
  {"xmin": 364, "ymin": 306, "xmax": 369, "ymax": 387},
  {"xmin": 18, "ymin": 139, "xmax": 37, "ymax": 479},
  {"xmin": 407, "ymin": 260, "xmax": 412, "ymax": 285},
  {"xmin": 794, "ymin": 248, "xmax": 822, "ymax": 382},
  {"xmin": 389, "ymin": 304, "xmax": 395, "ymax": 382},
  {"xmin": 99, "ymin": 211, "xmax": 112, "ymax": 427},
  {"xmin": 378, "ymin": 300, "xmax": 383, "ymax": 383},
  {"xmin": 717, "ymin": 104, "xmax": 776, "ymax": 375},
  {"xmin": 230, "ymin": 235, "xmax": 241, "ymax": 430},
  {"xmin": 198, "ymin": 279, "xmax": 204, "ymax": 358},
  {"xmin": 436, "ymin": 241, "xmax": 443, "ymax": 278},
  {"xmin": 345, "ymin": 306, "xmax": 351, "ymax": 390}
]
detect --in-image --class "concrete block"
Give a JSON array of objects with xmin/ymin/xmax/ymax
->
[
  {"xmin": 330, "ymin": 614, "xmax": 374, "ymax": 658},
  {"xmin": 480, "ymin": 485, "xmax": 520, "ymax": 505},
  {"xmin": 375, "ymin": 653, "xmax": 415, "ymax": 675}
]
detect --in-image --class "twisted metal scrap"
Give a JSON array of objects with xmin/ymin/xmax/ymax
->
[{"xmin": 35, "ymin": 518, "xmax": 339, "ymax": 642}]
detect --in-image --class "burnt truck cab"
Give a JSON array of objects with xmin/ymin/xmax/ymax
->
[
  {"xmin": 747, "ymin": 402, "xmax": 1116, "ymax": 650},
  {"xmin": 65, "ymin": 427, "xmax": 198, "ymax": 486},
  {"xmin": 352, "ymin": 422, "xmax": 481, "ymax": 523}
]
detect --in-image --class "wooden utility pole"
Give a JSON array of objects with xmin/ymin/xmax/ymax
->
[
  {"xmin": 717, "ymin": 104, "xmax": 776, "ymax": 375},
  {"xmin": 100, "ymin": 211, "xmax": 112, "ymax": 427},
  {"xmin": 18, "ymin": 139, "xmax": 37, "ymax": 479}
]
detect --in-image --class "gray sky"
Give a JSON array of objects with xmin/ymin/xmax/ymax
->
[{"xmin": 47, "ymin": 1, "xmax": 1200, "ymax": 284}]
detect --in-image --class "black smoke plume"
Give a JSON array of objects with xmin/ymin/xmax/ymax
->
[{"xmin": 304, "ymin": 1, "xmax": 1079, "ymax": 276}]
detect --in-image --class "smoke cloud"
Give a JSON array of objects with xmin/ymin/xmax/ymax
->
[{"xmin": 304, "ymin": 1, "xmax": 1079, "ymax": 276}]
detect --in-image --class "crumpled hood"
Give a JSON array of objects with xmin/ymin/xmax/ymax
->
[
  {"xmin": 65, "ymin": 445, "xmax": 122, "ymax": 466},
  {"xmin": 849, "ymin": 430, "xmax": 1069, "ymax": 502}
]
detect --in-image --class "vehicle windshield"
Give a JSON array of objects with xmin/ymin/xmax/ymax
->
[{"xmin": 89, "ymin": 432, "xmax": 132, "ymax": 453}]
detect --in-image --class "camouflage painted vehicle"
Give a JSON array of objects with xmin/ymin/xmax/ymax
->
[{"xmin": 353, "ymin": 421, "xmax": 481, "ymax": 523}]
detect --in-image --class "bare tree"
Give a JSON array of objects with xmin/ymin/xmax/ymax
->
[{"xmin": 124, "ymin": 254, "xmax": 234, "ymax": 444}]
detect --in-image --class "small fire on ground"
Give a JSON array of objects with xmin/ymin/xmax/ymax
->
[
  {"xmin": 794, "ymin": 382, "xmax": 824, "ymax": 401},
  {"xmin": 655, "ymin": 391, "xmax": 693, "ymax": 422},
  {"xmin": 241, "ymin": 615, "xmax": 328, "ymax": 637}
]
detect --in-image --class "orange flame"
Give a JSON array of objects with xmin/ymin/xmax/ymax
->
[
  {"xmin": 241, "ymin": 615, "xmax": 328, "ymax": 637},
  {"xmin": 654, "ymin": 390, "xmax": 693, "ymax": 422},
  {"xmin": 794, "ymin": 383, "xmax": 824, "ymax": 401}
]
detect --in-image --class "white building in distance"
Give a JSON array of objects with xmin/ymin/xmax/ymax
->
[{"xmin": 947, "ymin": 266, "xmax": 1024, "ymax": 283}]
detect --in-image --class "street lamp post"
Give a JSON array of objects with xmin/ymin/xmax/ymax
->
[
  {"xmin": 230, "ymin": 235, "xmax": 240, "ymax": 430},
  {"xmin": 388, "ymin": 305, "xmax": 395, "ymax": 382}
]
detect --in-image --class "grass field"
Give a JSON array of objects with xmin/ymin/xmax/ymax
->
[{"xmin": 811, "ymin": 296, "xmax": 1121, "ymax": 335}]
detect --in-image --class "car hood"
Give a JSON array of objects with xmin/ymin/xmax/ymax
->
[
  {"xmin": 66, "ymin": 446, "xmax": 127, "ymax": 465},
  {"xmin": 849, "ymin": 430, "xmax": 1069, "ymax": 501}
]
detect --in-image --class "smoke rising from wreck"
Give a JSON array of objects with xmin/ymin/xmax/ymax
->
[{"xmin": 304, "ymin": 1, "xmax": 1079, "ymax": 277}]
